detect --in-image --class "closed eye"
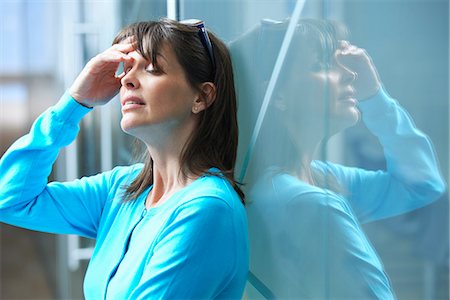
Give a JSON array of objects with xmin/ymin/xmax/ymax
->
[{"xmin": 146, "ymin": 67, "xmax": 163, "ymax": 75}]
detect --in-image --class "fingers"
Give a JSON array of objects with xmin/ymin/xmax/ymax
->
[
  {"xmin": 113, "ymin": 41, "xmax": 136, "ymax": 53},
  {"xmin": 106, "ymin": 51, "xmax": 134, "ymax": 63},
  {"xmin": 113, "ymin": 36, "xmax": 136, "ymax": 53},
  {"xmin": 115, "ymin": 38, "xmax": 136, "ymax": 56},
  {"xmin": 109, "ymin": 36, "xmax": 136, "ymax": 60},
  {"xmin": 336, "ymin": 41, "xmax": 370, "ymax": 68},
  {"xmin": 84, "ymin": 38, "xmax": 136, "ymax": 79},
  {"xmin": 95, "ymin": 43, "xmax": 135, "ymax": 65},
  {"xmin": 96, "ymin": 34, "xmax": 135, "ymax": 61},
  {"xmin": 339, "ymin": 40, "xmax": 350, "ymax": 48},
  {"xmin": 337, "ymin": 40, "xmax": 362, "ymax": 55}
]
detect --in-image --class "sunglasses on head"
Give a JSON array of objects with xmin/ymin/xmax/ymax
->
[{"xmin": 180, "ymin": 19, "xmax": 216, "ymax": 72}]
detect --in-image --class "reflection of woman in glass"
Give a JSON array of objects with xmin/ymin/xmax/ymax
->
[
  {"xmin": 231, "ymin": 19, "xmax": 445, "ymax": 299},
  {"xmin": 0, "ymin": 19, "xmax": 248, "ymax": 298}
]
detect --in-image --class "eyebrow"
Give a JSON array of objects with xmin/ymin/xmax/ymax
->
[{"xmin": 124, "ymin": 52, "xmax": 167, "ymax": 69}]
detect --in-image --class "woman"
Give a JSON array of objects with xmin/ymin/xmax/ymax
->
[
  {"xmin": 0, "ymin": 19, "xmax": 248, "ymax": 299},
  {"xmin": 231, "ymin": 19, "xmax": 445, "ymax": 299}
]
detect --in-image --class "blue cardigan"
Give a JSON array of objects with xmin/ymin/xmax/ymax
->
[{"xmin": 0, "ymin": 92, "xmax": 249, "ymax": 299}]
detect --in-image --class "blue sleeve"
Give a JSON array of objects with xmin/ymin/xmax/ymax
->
[
  {"xmin": 129, "ymin": 198, "xmax": 246, "ymax": 299},
  {"xmin": 0, "ymin": 92, "xmax": 112, "ymax": 238},
  {"xmin": 315, "ymin": 87, "xmax": 446, "ymax": 223}
]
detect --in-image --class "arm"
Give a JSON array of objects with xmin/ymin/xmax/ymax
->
[
  {"xmin": 0, "ymin": 93, "xmax": 116, "ymax": 238},
  {"xmin": 129, "ymin": 198, "xmax": 248, "ymax": 299},
  {"xmin": 325, "ymin": 43, "xmax": 446, "ymax": 222},
  {"xmin": 355, "ymin": 89, "xmax": 444, "ymax": 220},
  {"xmin": 0, "ymin": 40, "xmax": 136, "ymax": 237}
]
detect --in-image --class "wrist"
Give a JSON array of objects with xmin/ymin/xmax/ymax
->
[
  {"xmin": 357, "ymin": 86, "xmax": 392, "ymax": 117},
  {"xmin": 75, "ymin": 100, "xmax": 93, "ymax": 109},
  {"xmin": 357, "ymin": 81, "xmax": 382, "ymax": 102},
  {"xmin": 69, "ymin": 90, "xmax": 93, "ymax": 108},
  {"xmin": 53, "ymin": 91, "xmax": 93, "ymax": 124}
]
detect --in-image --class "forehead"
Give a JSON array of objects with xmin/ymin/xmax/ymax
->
[{"xmin": 123, "ymin": 41, "xmax": 175, "ymax": 64}]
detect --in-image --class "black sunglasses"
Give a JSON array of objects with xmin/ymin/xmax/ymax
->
[{"xmin": 180, "ymin": 19, "xmax": 216, "ymax": 72}]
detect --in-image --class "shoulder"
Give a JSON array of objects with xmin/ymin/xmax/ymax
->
[
  {"xmin": 166, "ymin": 172, "xmax": 247, "ymax": 233},
  {"xmin": 182, "ymin": 171, "xmax": 243, "ymax": 211},
  {"xmin": 109, "ymin": 162, "xmax": 143, "ymax": 179},
  {"xmin": 102, "ymin": 163, "xmax": 145, "ymax": 196},
  {"xmin": 311, "ymin": 160, "xmax": 349, "ymax": 178},
  {"xmin": 249, "ymin": 173, "xmax": 360, "ymax": 240}
]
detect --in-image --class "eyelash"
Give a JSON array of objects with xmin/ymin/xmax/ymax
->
[
  {"xmin": 123, "ymin": 66, "xmax": 162, "ymax": 75},
  {"xmin": 146, "ymin": 68, "xmax": 162, "ymax": 74}
]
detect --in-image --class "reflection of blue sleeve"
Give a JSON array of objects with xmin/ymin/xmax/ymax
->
[
  {"xmin": 313, "ymin": 88, "xmax": 446, "ymax": 223},
  {"xmin": 247, "ymin": 173, "xmax": 395, "ymax": 299},
  {"xmin": 0, "ymin": 92, "xmax": 114, "ymax": 238}
]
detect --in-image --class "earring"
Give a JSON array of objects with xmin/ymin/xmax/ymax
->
[{"xmin": 193, "ymin": 107, "xmax": 198, "ymax": 113}]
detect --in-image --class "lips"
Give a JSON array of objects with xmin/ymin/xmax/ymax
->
[
  {"xmin": 121, "ymin": 96, "xmax": 145, "ymax": 107},
  {"xmin": 338, "ymin": 87, "xmax": 356, "ymax": 101},
  {"xmin": 121, "ymin": 96, "xmax": 145, "ymax": 113}
]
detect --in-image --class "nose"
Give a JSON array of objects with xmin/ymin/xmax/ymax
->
[
  {"xmin": 121, "ymin": 68, "xmax": 140, "ymax": 89},
  {"xmin": 339, "ymin": 64, "xmax": 357, "ymax": 84},
  {"xmin": 335, "ymin": 51, "xmax": 357, "ymax": 84}
]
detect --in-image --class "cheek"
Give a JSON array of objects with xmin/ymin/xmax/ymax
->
[
  {"xmin": 151, "ymin": 80, "xmax": 195, "ymax": 114},
  {"xmin": 301, "ymin": 74, "xmax": 330, "ymax": 99},
  {"xmin": 146, "ymin": 79, "xmax": 172, "ymax": 101}
]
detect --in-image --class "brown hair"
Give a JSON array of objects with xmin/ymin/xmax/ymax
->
[
  {"xmin": 231, "ymin": 19, "xmax": 347, "ymax": 195},
  {"xmin": 112, "ymin": 19, "xmax": 244, "ymax": 203}
]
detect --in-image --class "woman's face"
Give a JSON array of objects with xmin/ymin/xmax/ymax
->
[
  {"xmin": 119, "ymin": 43, "xmax": 199, "ymax": 136},
  {"xmin": 279, "ymin": 40, "xmax": 360, "ymax": 135}
]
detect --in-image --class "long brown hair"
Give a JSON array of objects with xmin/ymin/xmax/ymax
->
[{"xmin": 113, "ymin": 19, "xmax": 244, "ymax": 203}]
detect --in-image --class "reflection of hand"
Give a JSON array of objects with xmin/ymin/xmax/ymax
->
[
  {"xmin": 69, "ymin": 39, "xmax": 135, "ymax": 108},
  {"xmin": 336, "ymin": 41, "xmax": 381, "ymax": 101}
]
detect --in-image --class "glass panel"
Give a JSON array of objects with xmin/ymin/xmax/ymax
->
[
  {"xmin": 185, "ymin": 0, "xmax": 448, "ymax": 299},
  {"xmin": 337, "ymin": 1, "xmax": 449, "ymax": 299}
]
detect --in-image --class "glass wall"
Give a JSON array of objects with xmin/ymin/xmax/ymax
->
[
  {"xmin": 227, "ymin": 1, "xmax": 449, "ymax": 299},
  {"xmin": 1, "ymin": 0, "xmax": 448, "ymax": 299}
]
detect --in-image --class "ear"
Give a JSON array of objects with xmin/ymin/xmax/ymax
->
[{"xmin": 192, "ymin": 82, "xmax": 217, "ymax": 114}]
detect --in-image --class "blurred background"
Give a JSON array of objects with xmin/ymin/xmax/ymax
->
[{"xmin": 0, "ymin": 0, "xmax": 448, "ymax": 299}]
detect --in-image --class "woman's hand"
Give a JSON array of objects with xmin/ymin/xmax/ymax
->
[
  {"xmin": 69, "ymin": 40, "xmax": 135, "ymax": 108},
  {"xmin": 336, "ymin": 41, "xmax": 381, "ymax": 101}
]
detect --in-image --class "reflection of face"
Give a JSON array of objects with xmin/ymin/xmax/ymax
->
[
  {"xmin": 119, "ymin": 43, "xmax": 198, "ymax": 136},
  {"xmin": 278, "ymin": 40, "xmax": 360, "ymax": 135}
]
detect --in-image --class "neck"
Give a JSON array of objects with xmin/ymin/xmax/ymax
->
[
  {"xmin": 286, "ymin": 122, "xmax": 324, "ymax": 185},
  {"xmin": 137, "ymin": 117, "xmax": 198, "ymax": 208}
]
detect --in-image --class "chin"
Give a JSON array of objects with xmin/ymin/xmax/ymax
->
[
  {"xmin": 120, "ymin": 118, "xmax": 138, "ymax": 135},
  {"xmin": 330, "ymin": 109, "xmax": 360, "ymax": 133},
  {"xmin": 347, "ymin": 108, "xmax": 360, "ymax": 126}
]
